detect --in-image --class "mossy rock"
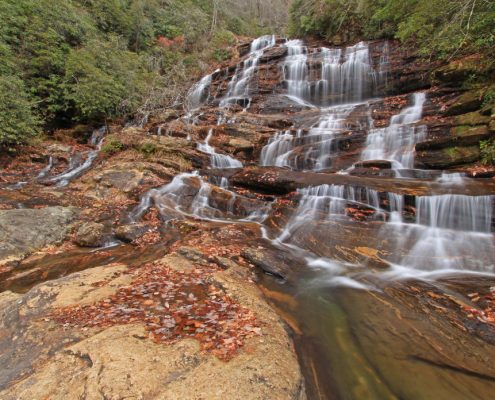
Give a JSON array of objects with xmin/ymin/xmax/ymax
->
[
  {"xmin": 490, "ymin": 118, "xmax": 495, "ymax": 134},
  {"xmin": 445, "ymin": 90, "xmax": 483, "ymax": 116},
  {"xmin": 433, "ymin": 55, "xmax": 492, "ymax": 86},
  {"xmin": 451, "ymin": 125, "xmax": 489, "ymax": 138},
  {"xmin": 416, "ymin": 125, "xmax": 490, "ymax": 151},
  {"xmin": 454, "ymin": 112, "xmax": 490, "ymax": 126},
  {"xmin": 415, "ymin": 145, "xmax": 480, "ymax": 169}
]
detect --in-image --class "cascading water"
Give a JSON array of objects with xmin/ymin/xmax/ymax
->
[
  {"xmin": 49, "ymin": 128, "xmax": 106, "ymax": 187},
  {"xmin": 220, "ymin": 35, "xmax": 276, "ymax": 109},
  {"xmin": 260, "ymin": 103, "xmax": 366, "ymax": 170},
  {"xmin": 197, "ymin": 129, "xmax": 243, "ymax": 168},
  {"xmin": 129, "ymin": 172, "xmax": 269, "ymax": 224},
  {"xmin": 283, "ymin": 41, "xmax": 379, "ymax": 106},
  {"xmin": 260, "ymin": 41, "xmax": 385, "ymax": 171},
  {"xmin": 361, "ymin": 92, "xmax": 427, "ymax": 170}
]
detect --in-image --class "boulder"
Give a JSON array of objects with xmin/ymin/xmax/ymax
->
[
  {"xmin": 242, "ymin": 247, "xmax": 297, "ymax": 280},
  {"xmin": 228, "ymin": 137, "xmax": 254, "ymax": 152},
  {"xmin": 0, "ymin": 256, "xmax": 305, "ymax": 400},
  {"xmin": 93, "ymin": 169, "xmax": 144, "ymax": 192},
  {"xmin": 74, "ymin": 222, "xmax": 106, "ymax": 247},
  {"xmin": 0, "ymin": 207, "xmax": 77, "ymax": 262},
  {"xmin": 115, "ymin": 223, "xmax": 151, "ymax": 243}
]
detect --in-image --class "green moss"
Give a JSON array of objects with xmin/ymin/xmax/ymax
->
[
  {"xmin": 451, "ymin": 125, "xmax": 489, "ymax": 138},
  {"xmin": 445, "ymin": 147, "xmax": 459, "ymax": 158}
]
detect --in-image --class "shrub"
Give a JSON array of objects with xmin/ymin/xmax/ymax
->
[
  {"xmin": 101, "ymin": 136, "xmax": 124, "ymax": 154},
  {"xmin": 480, "ymin": 139, "xmax": 495, "ymax": 165},
  {"xmin": 139, "ymin": 142, "xmax": 157, "ymax": 154}
]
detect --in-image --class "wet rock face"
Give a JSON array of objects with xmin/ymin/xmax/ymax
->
[
  {"xmin": 0, "ymin": 207, "xmax": 77, "ymax": 262},
  {"xmin": 74, "ymin": 222, "xmax": 106, "ymax": 247}
]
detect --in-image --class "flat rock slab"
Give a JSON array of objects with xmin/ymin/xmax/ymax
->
[
  {"xmin": 230, "ymin": 166, "xmax": 495, "ymax": 196},
  {"xmin": 0, "ymin": 206, "xmax": 78, "ymax": 262}
]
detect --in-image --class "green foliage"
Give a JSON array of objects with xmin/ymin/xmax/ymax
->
[
  {"xmin": 0, "ymin": 0, "xmax": 288, "ymax": 147},
  {"xmin": 64, "ymin": 36, "xmax": 151, "ymax": 122},
  {"xmin": 0, "ymin": 75, "xmax": 40, "ymax": 146},
  {"xmin": 482, "ymin": 88, "xmax": 495, "ymax": 108},
  {"xmin": 290, "ymin": 0, "xmax": 495, "ymax": 58},
  {"xmin": 480, "ymin": 139, "xmax": 495, "ymax": 165},
  {"xmin": 101, "ymin": 136, "xmax": 125, "ymax": 154}
]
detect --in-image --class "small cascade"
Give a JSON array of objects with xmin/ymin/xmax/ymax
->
[
  {"xmin": 283, "ymin": 40, "xmax": 309, "ymax": 102},
  {"xmin": 197, "ymin": 129, "xmax": 243, "ymax": 169},
  {"xmin": 220, "ymin": 35, "xmax": 275, "ymax": 109},
  {"xmin": 386, "ymin": 193, "xmax": 495, "ymax": 273},
  {"xmin": 49, "ymin": 127, "xmax": 106, "ymax": 187},
  {"xmin": 260, "ymin": 103, "xmax": 364, "ymax": 170},
  {"xmin": 435, "ymin": 172, "xmax": 465, "ymax": 184},
  {"xmin": 415, "ymin": 194, "xmax": 493, "ymax": 233},
  {"xmin": 361, "ymin": 92, "xmax": 427, "ymax": 170},
  {"xmin": 388, "ymin": 192, "xmax": 405, "ymax": 223},
  {"xmin": 129, "ymin": 172, "xmax": 269, "ymax": 223},
  {"xmin": 187, "ymin": 72, "xmax": 214, "ymax": 110},
  {"xmin": 36, "ymin": 157, "xmax": 54, "ymax": 180},
  {"xmin": 277, "ymin": 184, "xmax": 391, "ymax": 243}
]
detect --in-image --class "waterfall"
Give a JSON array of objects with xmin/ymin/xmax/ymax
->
[
  {"xmin": 277, "ymin": 184, "xmax": 391, "ymax": 243},
  {"xmin": 388, "ymin": 193, "xmax": 495, "ymax": 273},
  {"xmin": 197, "ymin": 129, "xmax": 243, "ymax": 169},
  {"xmin": 361, "ymin": 92, "xmax": 427, "ymax": 170},
  {"xmin": 283, "ymin": 40, "xmax": 310, "ymax": 102}
]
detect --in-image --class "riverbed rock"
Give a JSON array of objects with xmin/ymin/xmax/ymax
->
[
  {"xmin": 0, "ymin": 207, "xmax": 77, "ymax": 263},
  {"xmin": 74, "ymin": 222, "xmax": 106, "ymax": 247}
]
